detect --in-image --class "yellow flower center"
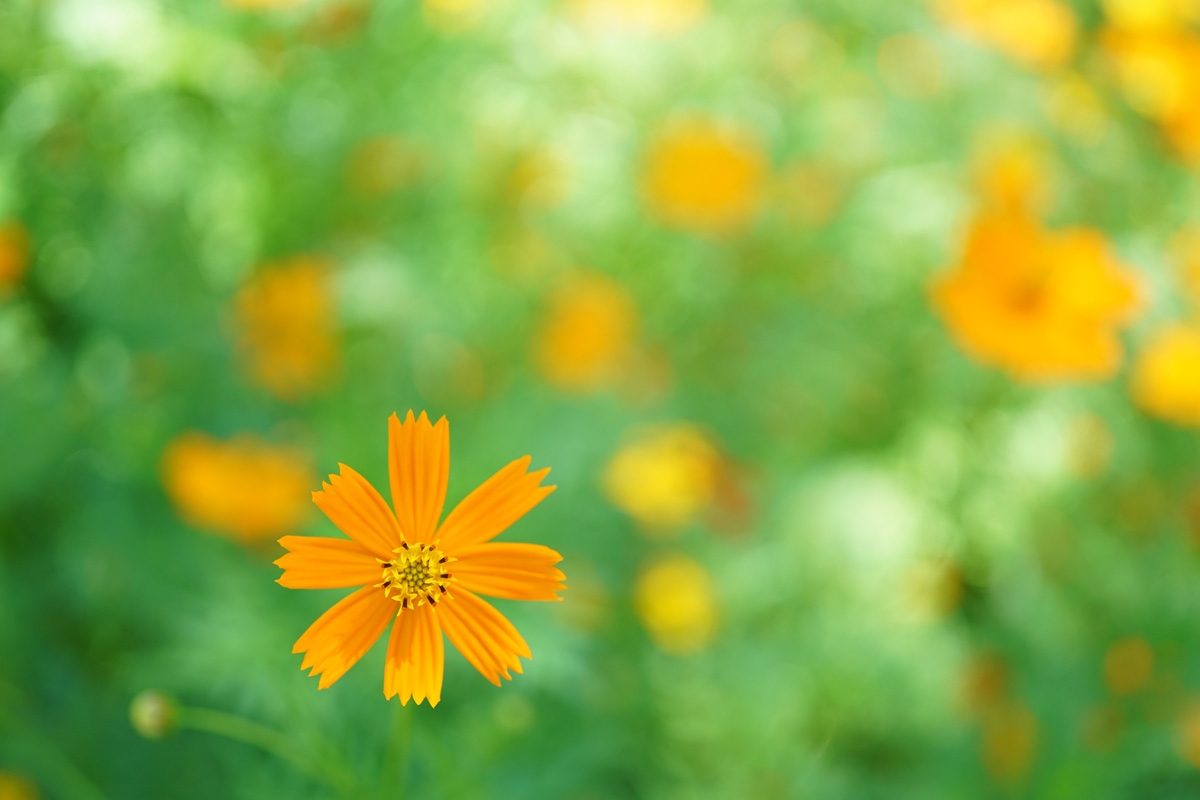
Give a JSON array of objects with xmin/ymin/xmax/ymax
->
[{"xmin": 377, "ymin": 542, "xmax": 454, "ymax": 611}]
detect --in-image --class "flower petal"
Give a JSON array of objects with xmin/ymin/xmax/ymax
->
[
  {"xmin": 437, "ymin": 587, "xmax": 532, "ymax": 686},
  {"xmin": 451, "ymin": 543, "xmax": 566, "ymax": 601},
  {"xmin": 275, "ymin": 536, "xmax": 380, "ymax": 589},
  {"xmin": 383, "ymin": 604, "xmax": 444, "ymax": 706},
  {"xmin": 312, "ymin": 464, "xmax": 404, "ymax": 559},
  {"xmin": 294, "ymin": 585, "xmax": 395, "ymax": 689},
  {"xmin": 435, "ymin": 457, "xmax": 555, "ymax": 551},
  {"xmin": 388, "ymin": 411, "xmax": 450, "ymax": 543}
]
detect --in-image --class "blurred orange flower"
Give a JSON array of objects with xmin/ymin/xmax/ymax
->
[
  {"xmin": 643, "ymin": 119, "xmax": 767, "ymax": 236},
  {"xmin": 980, "ymin": 700, "xmax": 1039, "ymax": 783},
  {"xmin": 634, "ymin": 554, "xmax": 717, "ymax": 654},
  {"xmin": 162, "ymin": 432, "xmax": 312, "ymax": 543},
  {"xmin": 532, "ymin": 271, "xmax": 638, "ymax": 393},
  {"xmin": 1103, "ymin": 637, "xmax": 1155, "ymax": 695},
  {"xmin": 932, "ymin": 0, "xmax": 1077, "ymax": 70},
  {"xmin": 933, "ymin": 213, "xmax": 1141, "ymax": 382},
  {"xmin": 568, "ymin": 0, "xmax": 708, "ymax": 35},
  {"xmin": 277, "ymin": 411, "xmax": 561, "ymax": 704},
  {"xmin": 234, "ymin": 257, "xmax": 340, "ymax": 401},
  {"xmin": 0, "ymin": 773, "xmax": 37, "ymax": 800},
  {"xmin": 1131, "ymin": 324, "xmax": 1200, "ymax": 426},
  {"xmin": 602, "ymin": 424, "xmax": 720, "ymax": 535},
  {"xmin": 0, "ymin": 222, "xmax": 31, "ymax": 295}
]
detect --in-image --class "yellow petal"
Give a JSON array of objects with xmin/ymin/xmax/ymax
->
[
  {"xmin": 294, "ymin": 585, "xmax": 395, "ymax": 689},
  {"xmin": 312, "ymin": 464, "xmax": 404, "ymax": 559},
  {"xmin": 383, "ymin": 604, "xmax": 444, "ymax": 706},
  {"xmin": 435, "ymin": 456, "xmax": 555, "ymax": 551},
  {"xmin": 438, "ymin": 587, "xmax": 531, "ymax": 686},
  {"xmin": 274, "ymin": 536, "xmax": 380, "ymax": 589},
  {"xmin": 451, "ymin": 542, "xmax": 566, "ymax": 601},
  {"xmin": 388, "ymin": 411, "xmax": 450, "ymax": 542}
]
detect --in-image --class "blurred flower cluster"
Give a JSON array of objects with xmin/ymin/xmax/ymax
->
[{"xmin": 5, "ymin": 0, "xmax": 1200, "ymax": 797}]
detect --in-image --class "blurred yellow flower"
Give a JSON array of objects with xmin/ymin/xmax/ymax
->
[
  {"xmin": 1067, "ymin": 412, "xmax": 1115, "ymax": 478},
  {"xmin": 933, "ymin": 213, "xmax": 1141, "ymax": 382},
  {"xmin": 972, "ymin": 135, "xmax": 1053, "ymax": 215},
  {"xmin": 776, "ymin": 161, "xmax": 847, "ymax": 228},
  {"xmin": 877, "ymin": 34, "xmax": 945, "ymax": 99},
  {"xmin": 345, "ymin": 136, "xmax": 422, "ymax": 197},
  {"xmin": 1081, "ymin": 703, "xmax": 1125, "ymax": 752},
  {"xmin": 1101, "ymin": 28, "xmax": 1200, "ymax": 161},
  {"xmin": 0, "ymin": 221, "xmax": 31, "ymax": 295},
  {"xmin": 234, "ymin": 257, "xmax": 340, "ymax": 401},
  {"xmin": 642, "ymin": 119, "xmax": 767, "ymax": 236},
  {"xmin": 1103, "ymin": 637, "xmax": 1155, "ymax": 696},
  {"xmin": 1131, "ymin": 324, "xmax": 1200, "ymax": 426},
  {"xmin": 277, "ymin": 412, "xmax": 562, "ymax": 703},
  {"xmin": 0, "ymin": 773, "xmax": 37, "ymax": 800},
  {"xmin": 504, "ymin": 150, "xmax": 569, "ymax": 211},
  {"xmin": 162, "ymin": 432, "xmax": 312, "ymax": 543},
  {"xmin": 1169, "ymin": 227, "xmax": 1200, "ymax": 306},
  {"xmin": 603, "ymin": 424, "xmax": 720, "ymax": 535},
  {"xmin": 423, "ymin": 0, "xmax": 485, "ymax": 33},
  {"xmin": 1178, "ymin": 699, "xmax": 1200, "ymax": 768},
  {"xmin": 1102, "ymin": 0, "xmax": 1200, "ymax": 31},
  {"xmin": 898, "ymin": 560, "xmax": 963, "ymax": 623},
  {"xmin": 224, "ymin": 0, "xmax": 305, "ymax": 8},
  {"xmin": 959, "ymin": 653, "xmax": 1009, "ymax": 717},
  {"xmin": 980, "ymin": 700, "xmax": 1039, "ymax": 783},
  {"xmin": 932, "ymin": 0, "xmax": 1077, "ymax": 70},
  {"xmin": 634, "ymin": 555, "xmax": 717, "ymax": 654},
  {"xmin": 532, "ymin": 271, "xmax": 638, "ymax": 393},
  {"xmin": 1043, "ymin": 74, "xmax": 1111, "ymax": 148},
  {"xmin": 568, "ymin": 0, "xmax": 708, "ymax": 35}
]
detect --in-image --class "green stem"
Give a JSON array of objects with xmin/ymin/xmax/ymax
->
[
  {"xmin": 176, "ymin": 706, "xmax": 358, "ymax": 798},
  {"xmin": 379, "ymin": 700, "xmax": 413, "ymax": 797},
  {"xmin": 0, "ymin": 681, "xmax": 107, "ymax": 800}
]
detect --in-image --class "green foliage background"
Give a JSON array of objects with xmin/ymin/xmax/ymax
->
[{"xmin": 3, "ymin": 0, "xmax": 1200, "ymax": 797}]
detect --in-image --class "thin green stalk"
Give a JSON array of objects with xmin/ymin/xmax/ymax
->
[
  {"xmin": 176, "ymin": 706, "xmax": 358, "ymax": 798},
  {"xmin": 379, "ymin": 700, "xmax": 413, "ymax": 797}
]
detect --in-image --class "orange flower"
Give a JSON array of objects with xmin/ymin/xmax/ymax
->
[
  {"xmin": 0, "ymin": 222, "xmax": 31, "ymax": 295},
  {"xmin": 234, "ymin": 257, "xmax": 340, "ymax": 401},
  {"xmin": 276, "ymin": 412, "xmax": 562, "ymax": 704},
  {"xmin": 532, "ymin": 272, "xmax": 638, "ymax": 393},
  {"xmin": 1131, "ymin": 324, "xmax": 1200, "ymax": 426},
  {"xmin": 162, "ymin": 433, "xmax": 312, "ymax": 542},
  {"xmin": 932, "ymin": 213, "xmax": 1141, "ymax": 382},
  {"xmin": 931, "ymin": 0, "xmax": 1077, "ymax": 70},
  {"xmin": 642, "ymin": 119, "xmax": 766, "ymax": 235}
]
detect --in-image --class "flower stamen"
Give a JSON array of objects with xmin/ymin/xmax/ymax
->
[{"xmin": 376, "ymin": 543, "xmax": 454, "ymax": 612}]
